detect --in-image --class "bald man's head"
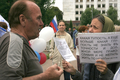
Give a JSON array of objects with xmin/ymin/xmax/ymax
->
[{"xmin": 8, "ymin": 0, "xmax": 35, "ymax": 28}]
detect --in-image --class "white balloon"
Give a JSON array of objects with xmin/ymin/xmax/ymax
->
[
  {"xmin": 29, "ymin": 38, "xmax": 39, "ymax": 45},
  {"xmin": 39, "ymin": 26, "xmax": 54, "ymax": 42},
  {"xmin": 31, "ymin": 38, "xmax": 46, "ymax": 53}
]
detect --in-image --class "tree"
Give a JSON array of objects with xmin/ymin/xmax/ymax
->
[
  {"xmin": 114, "ymin": 20, "xmax": 120, "ymax": 25},
  {"xmin": 0, "ymin": 0, "xmax": 55, "ymax": 22},
  {"xmin": 80, "ymin": 8, "xmax": 100, "ymax": 25},
  {"xmin": 34, "ymin": 0, "xmax": 55, "ymax": 25},
  {"xmin": 34, "ymin": 0, "xmax": 63, "ymax": 26},
  {"xmin": 0, "ymin": 0, "xmax": 16, "ymax": 21},
  {"xmin": 106, "ymin": 6, "xmax": 119, "ymax": 25},
  {"xmin": 0, "ymin": 0, "xmax": 63, "ymax": 26},
  {"xmin": 46, "ymin": 6, "xmax": 63, "ymax": 25},
  {"xmin": 65, "ymin": 21, "xmax": 70, "ymax": 31}
]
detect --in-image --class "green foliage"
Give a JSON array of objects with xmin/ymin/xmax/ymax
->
[
  {"xmin": 0, "ymin": 0, "xmax": 62, "ymax": 26},
  {"xmin": 46, "ymin": 53, "xmax": 50, "ymax": 59},
  {"xmin": 75, "ymin": 26, "xmax": 79, "ymax": 31},
  {"xmin": 65, "ymin": 22, "xmax": 70, "ymax": 31},
  {"xmin": 114, "ymin": 20, "xmax": 120, "ymax": 25},
  {"xmin": 34, "ymin": 0, "xmax": 62, "ymax": 26},
  {"xmin": 0, "ymin": 0, "xmax": 16, "ymax": 21},
  {"xmin": 107, "ymin": 7, "xmax": 118, "ymax": 25},
  {"xmin": 46, "ymin": 7, "xmax": 63, "ymax": 25},
  {"xmin": 80, "ymin": 8, "xmax": 100, "ymax": 25}
]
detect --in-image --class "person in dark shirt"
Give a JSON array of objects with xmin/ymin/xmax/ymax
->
[
  {"xmin": 67, "ymin": 28, "xmax": 73, "ymax": 37},
  {"xmin": 73, "ymin": 27, "xmax": 78, "ymax": 49},
  {"xmin": 0, "ymin": 0, "xmax": 63, "ymax": 80},
  {"xmin": 62, "ymin": 15, "xmax": 117, "ymax": 80}
]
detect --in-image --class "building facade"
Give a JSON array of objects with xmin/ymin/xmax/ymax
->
[
  {"xmin": 63, "ymin": 0, "xmax": 120, "ymax": 21},
  {"xmin": 63, "ymin": 0, "xmax": 75, "ymax": 21}
]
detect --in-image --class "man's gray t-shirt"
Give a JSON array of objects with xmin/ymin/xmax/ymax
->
[{"xmin": 0, "ymin": 32, "xmax": 43, "ymax": 80}]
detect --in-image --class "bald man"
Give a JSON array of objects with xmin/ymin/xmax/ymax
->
[{"xmin": 0, "ymin": 0, "xmax": 63, "ymax": 80}]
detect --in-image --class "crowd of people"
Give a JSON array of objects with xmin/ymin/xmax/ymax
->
[{"xmin": 0, "ymin": 0, "xmax": 119, "ymax": 80}]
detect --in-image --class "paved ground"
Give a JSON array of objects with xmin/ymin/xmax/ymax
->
[{"xmin": 41, "ymin": 50, "xmax": 77, "ymax": 80}]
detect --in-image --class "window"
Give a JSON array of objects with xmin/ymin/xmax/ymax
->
[
  {"xmin": 87, "ymin": 0, "xmax": 89, "ymax": 2},
  {"xmin": 98, "ymin": 0, "xmax": 101, "ymax": 1},
  {"xmin": 109, "ymin": 3, "xmax": 112, "ymax": 7},
  {"xmin": 114, "ymin": 3, "xmax": 117, "ymax": 8},
  {"xmin": 76, "ymin": 0, "xmax": 78, "ymax": 2},
  {"xmin": 80, "ymin": 0, "xmax": 83, "ymax": 2},
  {"xmin": 98, "ymin": 4, "xmax": 101, "ymax": 8},
  {"xmin": 80, "ymin": 5, "xmax": 83, "ymax": 8},
  {"xmin": 80, "ymin": 17, "xmax": 81, "ymax": 20},
  {"xmin": 76, "ymin": 11, "xmax": 78, "ymax": 14},
  {"xmin": 80, "ymin": 11, "xmax": 83, "ymax": 14},
  {"xmin": 76, "ymin": 17, "xmax": 78, "ymax": 20},
  {"xmin": 91, "ymin": 5, "xmax": 94, "ymax": 8},
  {"xmin": 76, "ymin": 5, "xmax": 78, "ymax": 8},
  {"xmin": 87, "ymin": 5, "xmax": 89, "ymax": 8},
  {"xmin": 102, "ymin": 0, "xmax": 105, "ymax": 1},
  {"xmin": 91, "ymin": 0, "xmax": 94, "ymax": 1},
  {"xmin": 102, "ymin": 4, "xmax": 105, "ymax": 8},
  {"xmin": 102, "ymin": 10, "xmax": 105, "ymax": 14},
  {"xmin": 99, "ymin": 10, "xmax": 101, "ymax": 13}
]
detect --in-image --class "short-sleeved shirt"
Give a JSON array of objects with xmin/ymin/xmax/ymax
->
[{"xmin": 0, "ymin": 32, "xmax": 43, "ymax": 80}]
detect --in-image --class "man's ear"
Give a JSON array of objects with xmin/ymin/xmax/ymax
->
[{"xmin": 19, "ymin": 14, "xmax": 26, "ymax": 27}]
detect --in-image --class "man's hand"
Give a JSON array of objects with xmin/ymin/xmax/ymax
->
[
  {"xmin": 44, "ymin": 64, "xmax": 63, "ymax": 80},
  {"xmin": 62, "ymin": 60, "xmax": 76, "ymax": 75},
  {"xmin": 95, "ymin": 59, "xmax": 108, "ymax": 74},
  {"xmin": 23, "ymin": 64, "xmax": 63, "ymax": 80}
]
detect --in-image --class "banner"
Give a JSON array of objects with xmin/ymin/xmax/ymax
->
[
  {"xmin": 78, "ymin": 32, "xmax": 120, "ymax": 63},
  {"xmin": 53, "ymin": 37, "xmax": 76, "ymax": 62}
]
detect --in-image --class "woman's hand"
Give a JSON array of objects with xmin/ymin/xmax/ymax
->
[
  {"xmin": 95, "ymin": 59, "xmax": 108, "ymax": 74},
  {"xmin": 62, "ymin": 60, "xmax": 76, "ymax": 75}
]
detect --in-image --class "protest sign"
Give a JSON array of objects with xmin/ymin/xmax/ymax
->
[
  {"xmin": 78, "ymin": 32, "xmax": 120, "ymax": 63},
  {"xmin": 53, "ymin": 37, "xmax": 76, "ymax": 62}
]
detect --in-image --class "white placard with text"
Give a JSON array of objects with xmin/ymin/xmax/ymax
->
[
  {"xmin": 78, "ymin": 32, "xmax": 120, "ymax": 63},
  {"xmin": 53, "ymin": 37, "xmax": 76, "ymax": 62}
]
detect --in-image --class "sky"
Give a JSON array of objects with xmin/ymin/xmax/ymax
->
[{"xmin": 52, "ymin": 0, "xmax": 63, "ymax": 11}]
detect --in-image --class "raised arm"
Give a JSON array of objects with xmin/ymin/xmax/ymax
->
[
  {"xmin": 95, "ymin": 59, "xmax": 114, "ymax": 80},
  {"xmin": 23, "ymin": 64, "xmax": 63, "ymax": 80},
  {"xmin": 62, "ymin": 60, "xmax": 82, "ymax": 80}
]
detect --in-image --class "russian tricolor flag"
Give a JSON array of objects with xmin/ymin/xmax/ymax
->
[{"xmin": 50, "ymin": 15, "xmax": 58, "ymax": 33}]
